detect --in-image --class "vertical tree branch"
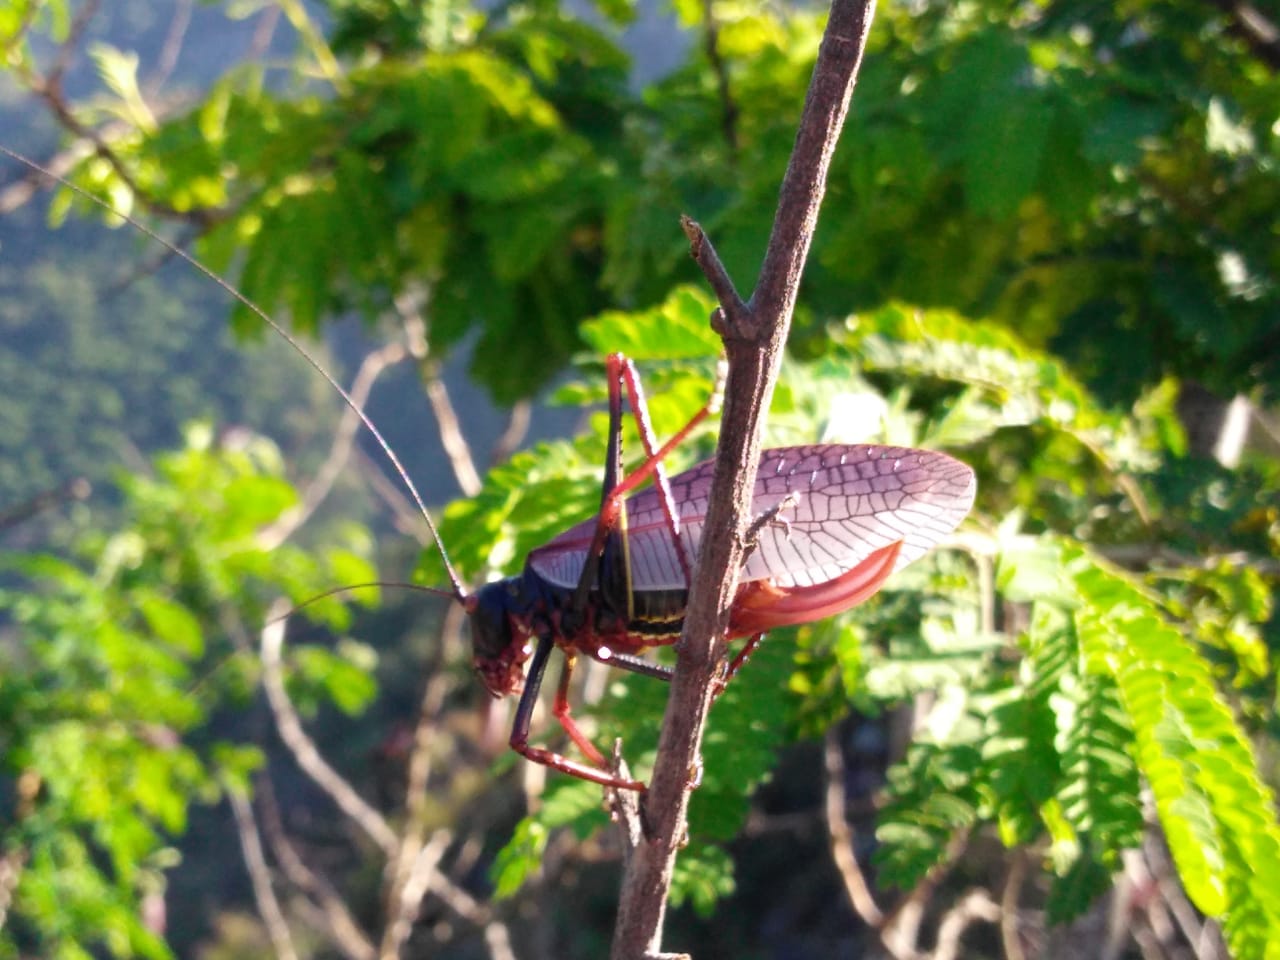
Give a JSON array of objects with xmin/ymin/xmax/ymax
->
[
  {"xmin": 931, "ymin": 890, "xmax": 1002, "ymax": 960},
  {"xmin": 379, "ymin": 604, "xmax": 464, "ymax": 959},
  {"xmin": 46, "ymin": 0, "xmax": 101, "ymax": 93},
  {"xmin": 229, "ymin": 788, "xmax": 299, "ymax": 960},
  {"xmin": 246, "ymin": 6, "xmax": 282, "ymax": 62},
  {"xmin": 378, "ymin": 831, "xmax": 453, "ymax": 960},
  {"xmin": 257, "ymin": 343, "xmax": 408, "ymax": 551},
  {"xmin": 823, "ymin": 728, "xmax": 885, "ymax": 928},
  {"xmin": 260, "ymin": 603, "xmax": 399, "ymax": 857},
  {"xmin": 256, "ymin": 779, "xmax": 376, "ymax": 960},
  {"xmin": 610, "ymin": 2, "xmax": 878, "ymax": 956},
  {"xmin": 1001, "ymin": 849, "xmax": 1028, "ymax": 960},
  {"xmin": 490, "ymin": 399, "xmax": 532, "ymax": 466},
  {"xmin": 424, "ymin": 372, "xmax": 483, "ymax": 496},
  {"xmin": 397, "ymin": 291, "xmax": 484, "ymax": 498},
  {"xmin": 0, "ymin": 849, "xmax": 24, "ymax": 933},
  {"xmin": 144, "ymin": 0, "xmax": 194, "ymax": 95},
  {"xmin": 701, "ymin": 0, "xmax": 740, "ymax": 155}
]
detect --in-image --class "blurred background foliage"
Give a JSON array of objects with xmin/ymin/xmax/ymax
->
[{"xmin": 1, "ymin": 0, "xmax": 1278, "ymax": 957}]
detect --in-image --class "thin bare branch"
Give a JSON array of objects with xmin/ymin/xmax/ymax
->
[
  {"xmin": 13, "ymin": 54, "xmax": 214, "ymax": 227},
  {"xmin": 47, "ymin": 0, "xmax": 100, "ymax": 90},
  {"xmin": 275, "ymin": 0, "xmax": 350, "ymax": 94},
  {"xmin": 145, "ymin": 0, "xmax": 194, "ymax": 95},
  {"xmin": 380, "ymin": 604, "xmax": 464, "ymax": 958},
  {"xmin": 747, "ymin": 1, "xmax": 875, "ymax": 333},
  {"xmin": 257, "ymin": 780, "xmax": 376, "ymax": 960},
  {"xmin": 0, "ymin": 123, "xmax": 130, "ymax": 214},
  {"xmin": 490, "ymin": 400, "xmax": 532, "ymax": 466},
  {"xmin": 379, "ymin": 831, "xmax": 453, "ymax": 960},
  {"xmin": 3, "ymin": 9, "xmax": 221, "ymax": 231},
  {"xmin": 425, "ymin": 374, "xmax": 483, "ymax": 497},
  {"xmin": 417, "ymin": 869, "xmax": 485, "ymax": 925},
  {"xmin": 418, "ymin": 861, "xmax": 513, "ymax": 957},
  {"xmin": 404, "ymin": 603, "xmax": 464, "ymax": 803},
  {"xmin": 1000, "ymin": 849, "xmax": 1028, "ymax": 960},
  {"xmin": 354, "ymin": 446, "xmax": 435, "ymax": 546},
  {"xmin": 822, "ymin": 722, "xmax": 1013, "ymax": 960},
  {"xmin": 931, "ymin": 889, "xmax": 1001, "ymax": 960},
  {"xmin": 610, "ymin": 2, "xmax": 878, "ymax": 956},
  {"xmin": 610, "ymin": 747, "xmax": 646, "ymax": 862},
  {"xmin": 975, "ymin": 540, "xmax": 996, "ymax": 637},
  {"xmin": 701, "ymin": 0, "xmax": 740, "ymax": 155},
  {"xmin": 481, "ymin": 922, "xmax": 519, "ymax": 960},
  {"xmin": 397, "ymin": 291, "xmax": 483, "ymax": 498},
  {"xmin": 258, "ymin": 605, "xmax": 507, "ymax": 957},
  {"xmin": 257, "ymin": 342, "xmax": 408, "ymax": 550},
  {"xmin": 260, "ymin": 603, "xmax": 398, "ymax": 856},
  {"xmin": 681, "ymin": 216, "xmax": 746, "ymax": 325},
  {"xmin": 822, "ymin": 729, "xmax": 885, "ymax": 927},
  {"xmin": 881, "ymin": 828, "xmax": 971, "ymax": 958},
  {"xmin": 743, "ymin": 491, "xmax": 800, "ymax": 551},
  {"xmin": 0, "ymin": 848, "xmax": 24, "ymax": 932},
  {"xmin": 247, "ymin": 6, "xmax": 283, "ymax": 61},
  {"xmin": 229, "ymin": 788, "xmax": 299, "ymax": 960}
]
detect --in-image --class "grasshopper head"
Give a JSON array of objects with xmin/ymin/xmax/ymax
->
[{"xmin": 468, "ymin": 578, "xmax": 535, "ymax": 698}]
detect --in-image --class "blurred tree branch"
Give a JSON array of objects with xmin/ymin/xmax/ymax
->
[{"xmin": 256, "ymin": 601, "xmax": 515, "ymax": 958}]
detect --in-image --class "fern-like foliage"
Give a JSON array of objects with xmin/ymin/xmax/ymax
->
[
  {"xmin": 875, "ymin": 739, "xmax": 984, "ymax": 890},
  {"xmin": 839, "ymin": 303, "xmax": 1164, "ymax": 474},
  {"xmin": 874, "ymin": 533, "xmax": 1280, "ymax": 947},
  {"xmin": 1066, "ymin": 542, "xmax": 1280, "ymax": 957},
  {"xmin": 1034, "ymin": 601, "xmax": 1143, "ymax": 920}
]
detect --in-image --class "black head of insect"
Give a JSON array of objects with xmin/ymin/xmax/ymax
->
[
  {"xmin": 389, "ymin": 577, "xmax": 534, "ymax": 697},
  {"xmin": 466, "ymin": 577, "xmax": 542, "ymax": 698}
]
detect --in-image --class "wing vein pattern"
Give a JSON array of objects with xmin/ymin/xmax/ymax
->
[{"xmin": 528, "ymin": 444, "xmax": 976, "ymax": 592}]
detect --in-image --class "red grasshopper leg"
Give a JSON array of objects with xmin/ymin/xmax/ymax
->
[
  {"xmin": 576, "ymin": 353, "xmax": 725, "ymax": 597},
  {"xmin": 551, "ymin": 354, "xmax": 724, "ymax": 787},
  {"xmin": 551, "ymin": 652, "xmax": 608, "ymax": 764},
  {"xmin": 728, "ymin": 540, "xmax": 904, "ymax": 637},
  {"xmin": 610, "ymin": 353, "xmax": 724, "ymax": 583},
  {"xmin": 712, "ymin": 632, "xmax": 768, "ymax": 700},
  {"xmin": 511, "ymin": 739, "xmax": 645, "ymax": 792},
  {"xmin": 710, "ymin": 542, "xmax": 905, "ymax": 699},
  {"xmin": 508, "ymin": 636, "xmax": 645, "ymax": 791}
]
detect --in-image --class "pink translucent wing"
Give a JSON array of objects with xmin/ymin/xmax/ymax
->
[{"xmin": 527, "ymin": 444, "xmax": 976, "ymax": 592}]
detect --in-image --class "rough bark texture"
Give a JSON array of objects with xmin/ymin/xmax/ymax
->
[{"xmin": 609, "ymin": 2, "xmax": 878, "ymax": 956}]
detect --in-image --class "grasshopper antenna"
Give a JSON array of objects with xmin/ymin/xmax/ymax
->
[
  {"xmin": 0, "ymin": 144, "xmax": 469, "ymax": 602},
  {"xmin": 267, "ymin": 582, "xmax": 462, "ymax": 623}
]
